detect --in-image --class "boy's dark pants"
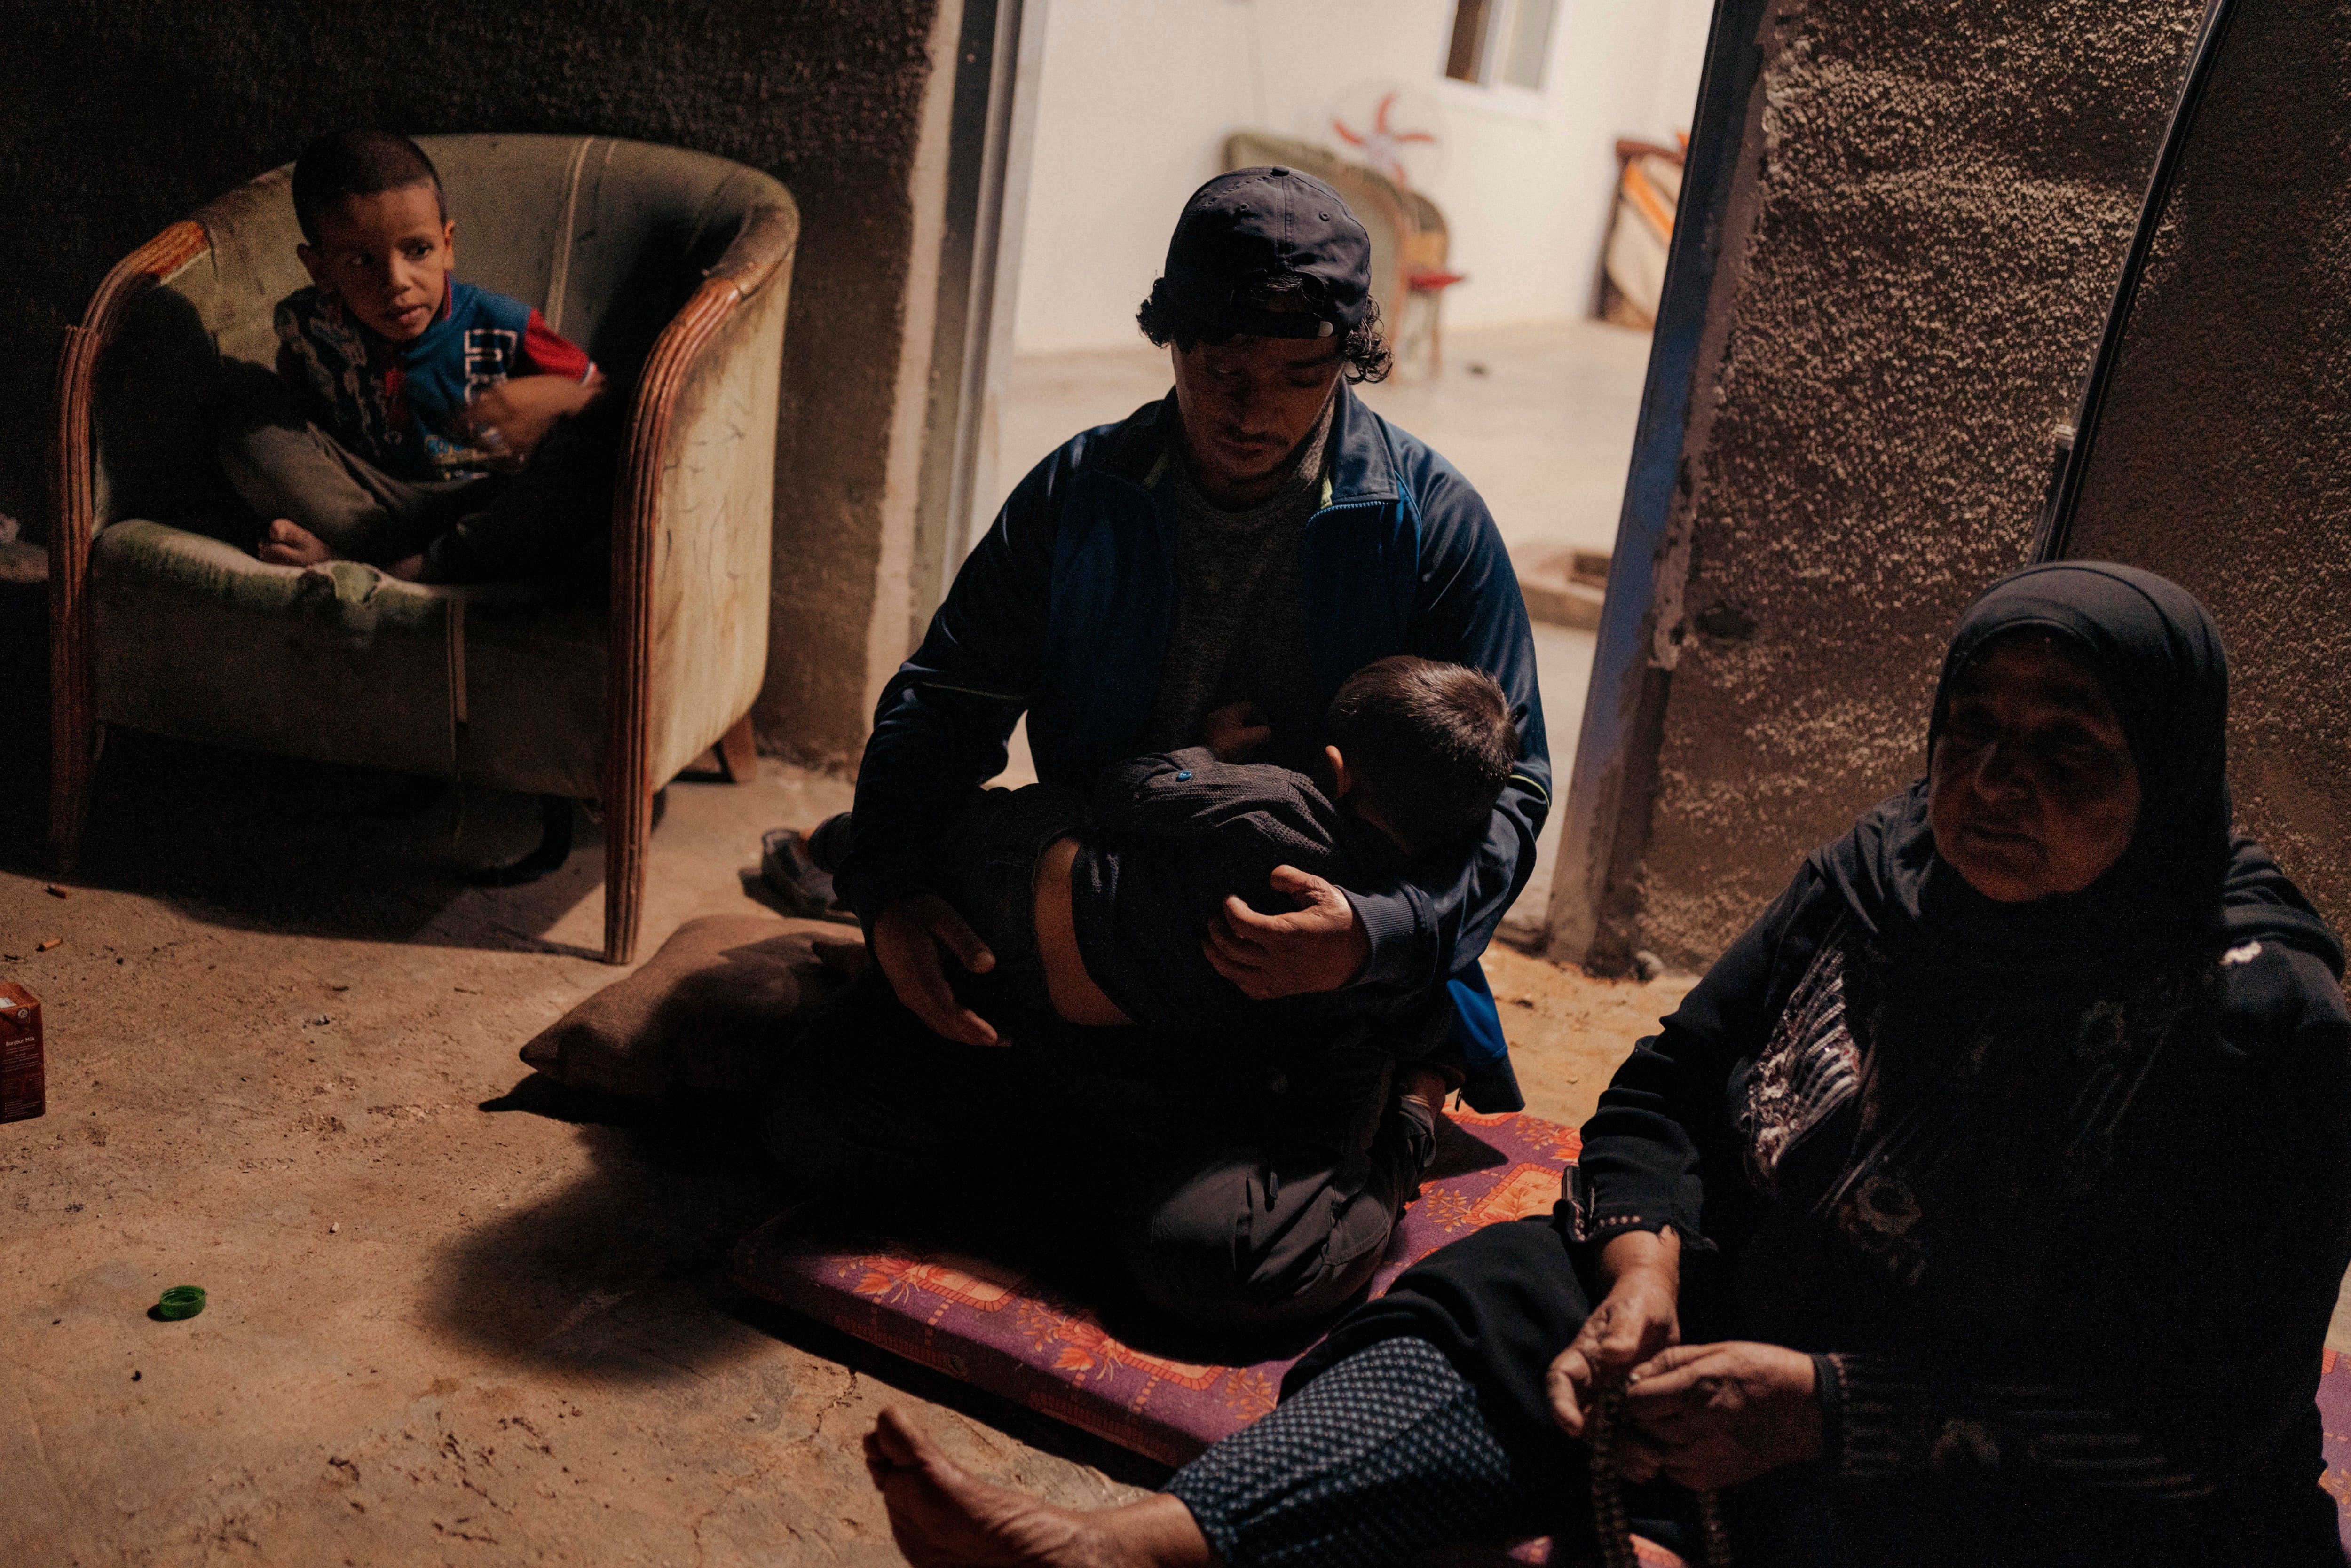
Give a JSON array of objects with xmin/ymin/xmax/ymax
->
[
  {"xmin": 766, "ymin": 968, "xmax": 1435, "ymax": 1342},
  {"xmin": 217, "ymin": 369, "xmax": 616, "ymax": 582}
]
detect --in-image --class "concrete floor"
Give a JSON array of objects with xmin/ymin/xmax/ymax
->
[
  {"xmin": 990, "ymin": 320, "xmax": 1651, "ymax": 938},
  {"xmin": 0, "ymin": 637, "xmax": 1688, "ymax": 1566}
]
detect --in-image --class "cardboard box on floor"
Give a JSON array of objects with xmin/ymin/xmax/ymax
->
[{"xmin": 1, "ymin": 980, "xmax": 44, "ymax": 1122}]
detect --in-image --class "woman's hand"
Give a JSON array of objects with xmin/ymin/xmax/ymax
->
[
  {"xmin": 1548, "ymin": 1229, "xmax": 1681, "ymax": 1438},
  {"xmin": 1613, "ymin": 1341, "xmax": 1823, "ymax": 1490}
]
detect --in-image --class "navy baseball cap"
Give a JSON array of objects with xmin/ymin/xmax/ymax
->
[{"xmin": 1160, "ymin": 167, "xmax": 1373, "ymax": 340}]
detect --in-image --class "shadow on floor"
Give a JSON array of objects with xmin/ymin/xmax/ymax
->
[
  {"xmin": 429, "ymin": 1077, "xmax": 793, "ymax": 1373},
  {"xmin": 7, "ymin": 717, "xmax": 605, "ymax": 958},
  {"xmin": 3, "ymin": 576, "xmax": 599, "ymax": 953},
  {"xmin": 0, "ymin": 579, "xmax": 51, "ymax": 867},
  {"xmin": 445, "ymin": 1073, "xmax": 1176, "ymax": 1489}
]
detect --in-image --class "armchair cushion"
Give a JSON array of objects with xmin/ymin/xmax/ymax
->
[{"xmin": 92, "ymin": 520, "xmax": 605, "ymax": 796}]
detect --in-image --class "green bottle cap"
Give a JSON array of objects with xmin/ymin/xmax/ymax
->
[{"xmin": 156, "ymin": 1285, "xmax": 205, "ymax": 1320}]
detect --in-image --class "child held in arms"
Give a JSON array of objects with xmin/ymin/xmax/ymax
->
[
  {"xmin": 791, "ymin": 655, "xmax": 1522, "ymax": 1053},
  {"xmin": 768, "ymin": 655, "xmax": 1521, "ymax": 1234},
  {"xmin": 219, "ymin": 129, "xmax": 610, "ymax": 583}
]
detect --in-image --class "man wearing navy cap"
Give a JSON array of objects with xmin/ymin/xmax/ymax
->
[{"xmin": 793, "ymin": 168, "xmax": 1548, "ymax": 1333}]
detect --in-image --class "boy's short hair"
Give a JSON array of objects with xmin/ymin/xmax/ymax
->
[
  {"xmin": 1324, "ymin": 656, "xmax": 1517, "ymax": 854},
  {"xmin": 291, "ymin": 130, "xmax": 444, "ymax": 245}
]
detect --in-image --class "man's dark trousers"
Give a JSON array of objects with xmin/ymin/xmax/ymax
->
[{"xmin": 764, "ymin": 969, "xmax": 1436, "ymax": 1342}]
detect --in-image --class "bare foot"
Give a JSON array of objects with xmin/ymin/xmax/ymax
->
[
  {"xmin": 257, "ymin": 518, "xmax": 331, "ymax": 567},
  {"xmin": 864, "ymin": 1408, "xmax": 1213, "ymax": 1568}
]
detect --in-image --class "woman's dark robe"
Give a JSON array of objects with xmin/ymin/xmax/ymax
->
[{"xmin": 1291, "ymin": 565, "xmax": 2351, "ymax": 1567}]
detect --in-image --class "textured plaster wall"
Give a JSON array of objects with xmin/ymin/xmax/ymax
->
[
  {"xmin": 0, "ymin": 0, "xmax": 947, "ymax": 772},
  {"xmin": 1625, "ymin": 0, "xmax": 2203, "ymax": 969},
  {"xmin": 2065, "ymin": 0, "xmax": 2351, "ymax": 933}
]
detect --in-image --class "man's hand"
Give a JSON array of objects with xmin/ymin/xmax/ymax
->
[
  {"xmin": 1203, "ymin": 865, "xmax": 1370, "ymax": 999},
  {"xmin": 1202, "ymin": 701, "xmax": 1272, "ymax": 763},
  {"xmin": 1615, "ymin": 1341, "xmax": 1822, "ymax": 1489},
  {"xmin": 458, "ymin": 373, "xmax": 602, "ymax": 469},
  {"xmin": 1548, "ymin": 1229, "xmax": 1682, "ymax": 1439},
  {"xmin": 870, "ymin": 895, "xmax": 1001, "ymax": 1047}
]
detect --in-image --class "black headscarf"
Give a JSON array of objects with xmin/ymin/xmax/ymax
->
[{"xmin": 1812, "ymin": 562, "xmax": 2342, "ymax": 983}]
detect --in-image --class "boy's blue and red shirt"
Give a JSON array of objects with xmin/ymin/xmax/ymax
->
[{"xmin": 273, "ymin": 280, "xmax": 596, "ymax": 483}]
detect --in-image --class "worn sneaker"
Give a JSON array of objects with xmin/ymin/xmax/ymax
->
[{"xmin": 760, "ymin": 827, "xmax": 858, "ymax": 925}]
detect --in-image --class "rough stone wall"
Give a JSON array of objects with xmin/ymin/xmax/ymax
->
[
  {"xmin": 1631, "ymin": 0, "xmax": 2202, "ymax": 968},
  {"xmin": 2065, "ymin": 0, "xmax": 2351, "ymax": 932},
  {"xmin": 0, "ymin": 0, "xmax": 945, "ymax": 772}
]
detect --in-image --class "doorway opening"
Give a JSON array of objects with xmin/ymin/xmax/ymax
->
[{"xmin": 957, "ymin": 0, "xmax": 1713, "ymax": 949}]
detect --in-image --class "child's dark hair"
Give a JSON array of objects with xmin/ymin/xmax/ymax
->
[
  {"xmin": 291, "ymin": 130, "xmax": 444, "ymax": 245},
  {"xmin": 1324, "ymin": 656, "xmax": 1516, "ymax": 853}
]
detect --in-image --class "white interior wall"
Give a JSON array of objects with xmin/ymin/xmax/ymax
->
[{"xmin": 1012, "ymin": 0, "xmax": 1717, "ymax": 354}]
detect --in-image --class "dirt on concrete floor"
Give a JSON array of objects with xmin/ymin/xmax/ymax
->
[
  {"xmin": 0, "ymin": 714, "xmax": 1686, "ymax": 1566},
  {"xmin": 1482, "ymin": 944, "xmax": 1691, "ymax": 1133}
]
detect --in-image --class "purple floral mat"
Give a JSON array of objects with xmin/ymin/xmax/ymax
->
[
  {"xmin": 734, "ymin": 1109, "xmax": 2351, "ymax": 1563},
  {"xmin": 2320, "ymin": 1349, "xmax": 2351, "ymax": 1549}
]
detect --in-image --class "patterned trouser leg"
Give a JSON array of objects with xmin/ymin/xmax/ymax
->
[{"xmin": 1164, "ymin": 1336, "xmax": 1536, "ymax": 1567}]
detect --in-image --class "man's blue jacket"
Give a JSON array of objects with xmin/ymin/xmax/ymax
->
[{"xmin": 841, "ymin": 385, "xmax": 1549, "ymax": 1111}]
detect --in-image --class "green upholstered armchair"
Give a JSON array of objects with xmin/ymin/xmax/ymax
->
[{"xmin": 48, "ymin": 134, "xmax": 797, "ymax": 964}]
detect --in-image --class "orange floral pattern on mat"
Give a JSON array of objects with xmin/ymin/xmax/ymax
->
[
  {"xmin": 1466, "ymin": 1163, "xmax": 1568, "ymax": 1228},
  {"xmin": 846, "ymin": 1251, "xmax": 1024, "ymax": 1317}
]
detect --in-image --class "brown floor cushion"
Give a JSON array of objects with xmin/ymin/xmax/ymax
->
[{"xmin": 519, "ymin": 914, "xmax": 866, "ymax": 1098}]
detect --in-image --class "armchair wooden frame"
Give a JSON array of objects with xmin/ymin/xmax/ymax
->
[{"xmin": 48, "ymin": 193, "xmax": 798, "ymax": 966}]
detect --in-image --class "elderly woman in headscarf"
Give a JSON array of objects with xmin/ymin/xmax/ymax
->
[{"xmin": 861, "ymin": 564, "xmax": 2351, "ymax": 1568}]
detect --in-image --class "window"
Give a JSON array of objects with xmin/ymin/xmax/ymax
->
[{"xmin": 1444, "ymin": 0, "xmax": 1559, "ymax": 91}]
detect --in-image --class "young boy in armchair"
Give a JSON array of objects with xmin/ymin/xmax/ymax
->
[{"xmin": 219, "ymin": 129, "xmax": 610, "ymax": 584}]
